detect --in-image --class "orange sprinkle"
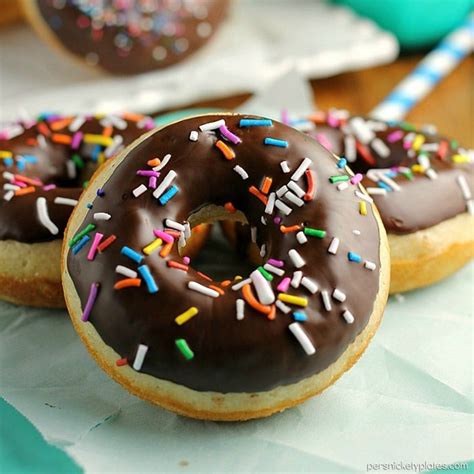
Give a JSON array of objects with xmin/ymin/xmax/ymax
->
[
  {"xmin": 37, "ymin": 122, "xmax": 50, "ymax": 136},
  {"xmin": 209, "ymin": 285, "xmax": 225, "ymax": 295},
  {"xmin": 221, "ymin": 280, "xmax": 232, "ymax": 287},
  {"xmin": 159, "ymin": 242, "xmax": 173, "ymax": 258},
  {"xmin": 50, "ymin": 118, "xmax": 72, "ymax": 131},
  {"xmin": 194, "ymin": 224, "xmax": 204, "ymax": 233},
  {"xmin": 280, "ymin": 224, "xmax": 301, "ymax": 234},
  {"xmin": 304, "ymin": 169, "xmax": 315, "ymax": 201},
  {"xmin": 167, "ymin": 261, "xmax": 189, "ymax": 271},
  {"xmin": 102, "ymin": 125, "xmax": 113, "ymax": 137},
  {"xmin": 116, "ymin": 358, "xmax": 128, "ymax": 367},
  {"xmin": 356, "ymin": 141, "xmax": 376, "ymax": 166},
  {"xmin": 248, "ymin": 186, "xmax": 268, "ymax": 205},
  {"xmin": 307, "ymin": 111, "xmax": 326, "ymax": 124},
  {"xmin": 122, "ymin": 112, "xmax": 144, "ymax": 122},
  {"xmin": 197, "ymin": 271, "xmax": 213, "ymax": 282},
  {"xmin": 215, "ymin": 140, "xmax": 235, "ymax": 160},
  {"xmin": 164, "ymin": 230, "xmax": 181, "ymax": 238},
  {"xmin": 267, "ymin": 305, "xmax": 276, "ymax": 321},
  {"xmin": 242, "ymin": 284, "xmax": 272, "ymax": 315},
  {"xmin": 52, "ymin": 133, "xmax": 72, "ymax": 145},
  {"xmin": 98, "ymin": 234, "xmax": 116, "ymax": 252},
  {"xmin": 15, "ymin": 186, "xmax": 35, "ymax": 196},
  {"xmin": 260, "ymin": 176, "xmax": 272, "ymax": 194},
  {"xmin": 224, "ymin": 202, "xmax": 236, "ymax": 213},
  {"xmin": 26, "ymin": 138, "xmax": 38, "ymax": 146},
  {"xmin": 15, "ymin": 174, "xmax": 42, "ymax": 186},
  {"xmin": 114, "ymin": 278, "xmax": 141, "ymax": 290},
  {"xmin": 147, "ymin": 158, "xmax": 161, "ymax": 167}
]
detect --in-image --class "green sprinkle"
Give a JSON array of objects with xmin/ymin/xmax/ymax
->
[
  {"xmin": 304, "ymin": 227, "xmax": 326, "ymax": 238},
  {"xmin": 400, "ymin": 121, "xmax": 416, "ymax": 132},
  {"xmin": 69, "ymin": 223, "xmax": 96, "ymax": 247},
  {"xmin": 258, "ymin": 266, "xmax": 273, "ymax": 281},
  {"xmin": 82, "ymin": 180, "xmax": 90, "ymax": 189},
  {"xmin": 450, "ymin": 139, "xmax": 458, "ymax": 150},
  {"xmin": 71, "ymin": 154, "xmax": 85, "ymax": 169},
  {"xmin": 175, "ymin": 339, "xmax": 194, "ymax": 360},
  {"xmin": 329, "ymin": 175, "xmax": 349, "ymax": 183},
  {"xmin": 401, "ymin": 170, "xmax": 414, "ymax": 181}
]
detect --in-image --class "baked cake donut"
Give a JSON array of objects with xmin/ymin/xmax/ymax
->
[
  {"xmin": 62, "ymin": 114, "xmax": 390, "ymax": 421},
  {"xmin": 22, "ymin": 0, "xmax": 230, "ymax": 75},
  {"xmin": 290, "ymin": 110, "xmax": 473, "ymax": 294}
]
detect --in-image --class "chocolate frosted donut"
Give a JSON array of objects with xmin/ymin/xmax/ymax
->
[
  {"xmin": 290, "ymin": 110, "xmax": 473, "ymax": 294},
  {"xmin": 0, "ymin": 112, "xmax": 156, "ymax": 307},
  {"xmin": 62, "ymin": 114, "xmax": 389, "ymax": 420},
  {"xmin": 23, "ymin": 0, "xmax": 230, "ymax": 75}
]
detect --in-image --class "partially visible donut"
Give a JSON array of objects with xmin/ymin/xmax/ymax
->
[
  {"xmin": 62, "ymin": 114, "xmax": 389, "ymax": 420},
  {"xmin": 22, "ymin": 0, "xmax": 230, "ymax": 75}
]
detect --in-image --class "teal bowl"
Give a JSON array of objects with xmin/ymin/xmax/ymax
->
[{"xmin": 333, "ymin": 0, "xmax": 473, "ymax": 49}]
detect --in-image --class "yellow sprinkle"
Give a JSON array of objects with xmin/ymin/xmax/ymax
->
[
  {"xmin": 411, "ymin": 164, "xmax": 426, "ymax": 173},
  {"xmin": 359, "ymin": 201, "xmax": 367, "ymax": 216},
  {"xmin": 98, "ymin": 152, "xmax": 106, "ymax": 165},
  {"xmin": 175, "ymin": 307, "xmax": 199, "ymax": 325},
  {"xmin": 0, "ymin": 150, "xmax": 13, "ymax": 159},
  {"xmin": 277, "ymin": 293, "xmax": 308, "ymax": 307},
  {"xmin": 452, "ymin": 154, "xmax": 470, "ymax": 164},
  {"xmin": 412, "ymin": 134, "xmax": 425, "ymax": 151},
  {"xmin": 83, "ymin": 134, "xmax": 114, "ymax": 146},
  {"xmin": 143, "ymin": 238, "xmax": 163, "ymax": 255},
  {"xmin": 234, "ymin": 275, "xmax": 243, "ymax": 281}
]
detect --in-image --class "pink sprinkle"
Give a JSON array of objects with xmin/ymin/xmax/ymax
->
[
  {"xmin": 81, "ymin": 282, "xmax": 100, "ymax": 322},
  {"xmin": 143, "ymin": 118, "xmax": 156, "ymax": 130},
  {"xmin": 87, "ymin": 232, "xmax": 104, "ymax": 261},
  {"xmin": 387, "ymin": 130, "xmax": 404, "ymax": 143},
  {"xmin": 268, "ymin": 258, "xmax": 284, "ymax": 268},
  {"xmin": 137, "ymin": 170, "xmax": 159, "ymax": 177},
  {"xmin": 219, "ymin": 125, "xmax": 241, "ymax": 145},
  {"xmin": 148, "ymin": 176, "xmax": 157, "ymax": 189},
  {"xmin": 316, "ymin": 133, "xmax": 333, "ymax": 152},
  {"xmin": 403, "ymin": 139, "xmax": 412, "ymax": 150},
  {"xmin": 0, "ymin": 132, "xmax": 7, "ymax": 140},
  {"xmin": 42, "ymin": 184, "xmax": 57, "ymax": 191},
  {"xmin": 71, "ymin": 132, "xmax": 83, "ymax": 150},
  {"xmin": 277, "ymin": 277, "xmax": 291, "ymax": 293},
  {"xmin": 153, "ymin": 229, "xmax": 174, "ymax": 244},
  {"xmin": 281, "ymin": 109, "xmax": 290, "ymax": 125},
  {"xmin": 12, "ymin": 180, "xmax": 27, "ymax": 188},
  {"xmin": 327, "ymin": 113, "xmax": 339, "ymax": 128},
  {"xmin": 350, "ymin": 173, "xmax": 363, "ymax": 185},
  {"xmin": 183, "ymin": 256, "xmax": 191, "ymax": 265},
  {"xmin": 273, "ymin": 216, "xmax": 282, "ymax": 225}
]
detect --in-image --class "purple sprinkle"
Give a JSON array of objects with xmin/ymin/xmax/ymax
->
[
  {"xmin": 273, "ymin": 216, "xmax": 282, "ymax": 225},
  {"xmin": 81, "ymin": 282, "xmax": 100, "ymax": 322},
  {"xmin": 97, "ymin": 188, "xmax": 105, "ymax": 197},
  {"xmin": 219, "ymin": 125, "xmax": 241, "ymax": 145},
  {"xmin": 387, "ymin": 130, "xmax": 404, "ymax": 143},
  {"xmin": 149, "ymin": 176, "xmax": 157, "ymax": 189},
  {"xmin": 71, "ymin": 131, "xmax": 83, "ymax": 150},
  {"xmin": 183, "ymin": 256, "xmax": 191, "ymax": 265},
  {"xmin": 137, "ymin": 170, "xmax": 159, "ymax": 177},
  {"xmin": 268, "ymin": 258, "xmax": 284, "ymax": 268},
  {"xmin": 42, "ymin": 184, "xmax": 56, "ymax": 191},
  {"xmin": 350, "ymin": 173, "xmax": 363, "ymax": 185}
]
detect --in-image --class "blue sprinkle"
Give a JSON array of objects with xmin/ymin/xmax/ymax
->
[
  {"xmin": 3, "ymin": 158, "xmax": 13, "ymax": 167},
  {"xmin": 121, "ymin": 246, "xmax": 144, "ymax": 264},
  {"xmin": 377, "ymin": 181, "xmax": 391, "ymax": 191},
  {"xmin": 16, "ymin": 160, "xmax": 25, "ymax": 172},
  {"xmin": 23, "ymin": 155, "xmax": 38, "ymax": 164},
  {"xmin": 91, "ymin": 144, "xmax": 101, "ymax": 162},
  {"xmin": 348, "ymin": 252, "xmax": 362, "ymax": 263},
  {"xmin": 239, "ymin": 119, "xmax": 273, "ymax": 127},
  {"xmin": 263, "ymin": 137, "xmax": 288, "ymax": 148},
  {"xmin": 86, "ymin": 203, "xmax": 93, "ymax": 209},
  {"xmin": 293, "ymin": 311, "xmax": 308, "ymax": 322},
  {"xmin": 138, "ymin": 265, "xmax": 159, "ymax": 294},
  {"xmin": 385, "ymin": 170, "xmax": 397, "ymax": 178},
  {"xmin": 72, "ymin": 235, "xmax": 91, "ymax": 255},
  {"xmin": 337, "ymin": 158, "xmax": 347, "ymax": 168},
  {"xmin": 159, "ymin": 185, "xmax": 179, "ymax": 206}
]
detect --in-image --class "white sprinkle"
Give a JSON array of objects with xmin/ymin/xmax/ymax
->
[
  {"xmin": 284, "ymin": 191, "xmax": 304, "ymax": 207},
  {"xmin": 236, "ymin": 299, "xmax": 245, "ymax": 320},
  {"xmin": 265, "ymin": 192, "xmax": 276, "ymax": 214},
  {"xmin": 355, "ymin": 190, "xmax": 373, "ymax": 203},
  {"xmin": 69, "ymin": 115, "xmax": 86, "ymax": 132},
  {"xmin": 3, "ymin": 184, "xmax": 19, "ymax": 191},
  {"xmin": 426, "ymin": 168, "xmax": 438, "ymax": 180},
  {"xmin": 371, "ymin": 137, "xmax": 390, "ymax": 157},
  {"xmin": 232, "ymin": 278, "xmax": 252, "ymax": 291},
  {"xmin": 104, "ymin": 135, "xmax": 124, "ymax": 158},
  {"xmin": 165, "ymin": 219, "xmax": 185, "ymax": 231},
  {"xmin": 467, "ymin": 200, "xmax": 474, "ymax": 215},
  {"xmin": 342, "ymin": 310, "xmax": 355, "ymax": 324},
  {"xmin": 407, "ymin": 149, "xmax": 416, "ymax": 159},
  {"xmin": 287, "ymin": 181, "xmax": 305, "ymax": 198},
  {"xmin": 184, "ymin": 222, "xmax": 191, "ymax": 239},
  {"xmin": 260, "ymin": 243, "xmax": 267, "ymax": 258},
  {"xmin": 291, "ymin": 271, "xmax": 303, "ymax": 288},
  {"xmin": 301, "ymin": 277, "xmax": 318, "ymax": 294},
  {"xmin": 263, "ymin": 263, "xmax": 284, "ymax": 276},
  {"xmin": 367, "ymin": 187, "xmax": 387, "ymax": 195},
  {"xmin": 189, "ymin": 131, "xmax": 198, "ymax": 141},
  {"xmin": 188, "ymin": 282, "xmax": 220, "ymax": 298},
  {"xmin": 418, "ymin": 154, "xmax": 431, "ymax": 169},
  {"xmin": 420, "ymin": 143, "xmax": 439, "ymax": 152},
  {"xmin": 199, "ymin": 119, "xmax": 225, "ymax": 132},
  {"xmin": 153, "ymin": 154, "xmax": 171, "ymax": 172},
  {"xmin": 116, "ymin": 265, "xmax": 137, "ymax": 279},
  {"xmin": 54, "ymin": 197, "xmax": 78, "ymax": 206},
  {"xmin": 333, "ymin": 288, "xmax": 346, "ymax": 302},
  {"xmin": 66, "ymin": 161, "xmax": 76, "ymax": 179},
  {"xmin": 365, "ymin": 261, "xmax": 376, "ymax": 271},
  {"xmin": 261, "ymin": 215, "xmax": 267, "ymax": 226},
  {"xmin": 276, "ymin": 185, "xmax": 288, "ymax": 198},
  {"xmin": 233, "ymin": 165, "xmax": 248, "ymax": 180},
  {"xmin": 289, "ymin": 323, "xmax": 316, "ymax": 355},
  {"xmin": 276, "ymin": 300, "xmax": 291, "ymax": 314},
  {"xmin": 404, "ymin": 132, "xmax": 416, "ymax": 145},
  {"xmin": 153, "ymin": 170, "xmax": 176, "ymax": 199},
  {"xmin": 3, "ymin": 190, "xmax": 14, "ymax": 201},
  {"xmin": 100, "ymin": 115, "xmax": 127, "ymax": 130},
  {"xmin": 456, "ymin": 175, "xmax": 471, "ymax": 200},
  {"xmin": 321, "ymin": 291, "xmax": 332, "ymax": 311},
  {"xmin": 5, "ymin": 124, "xmax": 24, "ymax": 139},
  {"xmin": 179, "ymin": 232, "xmax": 186, "ymax": 249},
  {"xmin": 296, "ymin": 231, "xmax": 308, "ymax": 245},
  {"xmin": 289, "ymin": 249, "xmax": 305, "ymax": 268},
  {"xmin": 337, "ymin": 182, "xmax": 349, "ymax": 191},
  {"xmin": 344, "ymin": 135, "xmax": 356, "ymax": 162},
  {"xmin": 251, "ymin": 226, "xmax": 257, "ymax": 243},
  {"xmin": 353, "ymin": 229, "xmax": 361, "ymax": 235},
  {"xmin": 280, "ymin": 161, "xmax": 290, "ymax": 173},
  {"xmin": 37, "ymin": 134, "xmax": 47, "ymax": 149},
  {"xmin": 349, "ymin": 117, "xmax": 374, "ymax": 144},
  {"xmin": 132, "ymin": 184, "xmax": 148, "ymax": 197},
  {"xmin": 36, "ymin": 197, "xmax": 59, "ymax": 235},
  {"xmin": 275, "ymin": 199, "xmax": 292, "ymax": 215},
  {"xmin": 328, "ymin": 237, "xmax": 340, "ymax": 255},
  {"xmin": 132, "ymin": 344, "xmax": 148, "ymax": 371},
  {"xmin": 3, "ymin": 171, "xmax": 15, "ymax": 181},
  {"xmin": 94, "ymin": 212, "xmax": 111, "ymax": 221},
  {"xmin": 291, "ymin": 157, "xmax": 312, "ymax": 181},
  {"xmin": 250, "ymin": 269, "xmax": 275, "ymax": 305},
  {"xmin": 378, "ymin": 173, "xmax": 401, "ymax": 191}
]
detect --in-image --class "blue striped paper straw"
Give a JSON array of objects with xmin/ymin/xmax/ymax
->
[{"xmin": 371, "ymin": 13, "xmax": 474, "ymax": 122}]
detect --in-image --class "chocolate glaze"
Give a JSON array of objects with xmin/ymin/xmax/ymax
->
[
  {"xmin": 67, "ymin": 114, "xmax": 384, "ymax": 393},
  {"xmin": 31, "ymin": 0, "xmax": 229, "ymax": 75},
  {"xmin": 304, "ymin": 113, "xmax": 474, "ymax": 234},
  {"xmin": 0, "ymin": 114, "xmax": 154, "ymax": 243}
]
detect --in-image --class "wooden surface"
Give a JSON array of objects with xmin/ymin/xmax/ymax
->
[{"xmin": 188, "ymin": 54, "xmax": 474, "ymax": 147}]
